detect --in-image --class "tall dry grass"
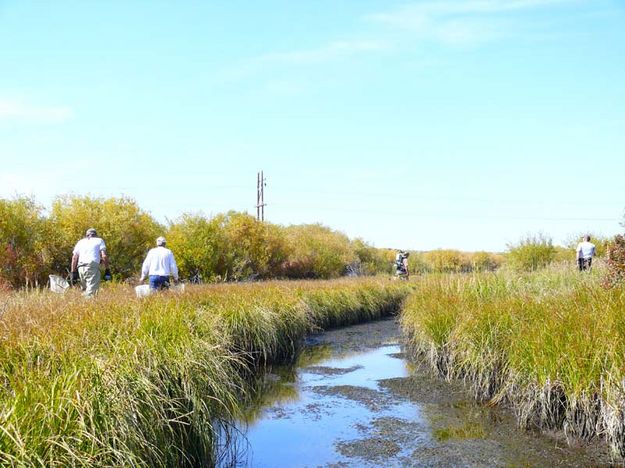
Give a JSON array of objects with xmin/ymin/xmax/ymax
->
[
  {"xmin": 0, "ymin": 278, "xmax": 409, "ymax": 466},
  {"xmin": 401, "ymin": 263, "xmax": 625, "ymax": 456}
]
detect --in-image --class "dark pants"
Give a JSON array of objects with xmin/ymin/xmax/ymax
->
[
  {"xmin": 578, "ymin": 257, "xmax": 592, "ymax": 271},
  {"xmin": 149, "ymin": 275, "xmax": 170, "ymax": 290}
]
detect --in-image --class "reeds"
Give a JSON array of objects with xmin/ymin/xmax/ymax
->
[
  {"xmin": 400, "ymin": 264, "xmax": 625, "ymax": 456},
  {"xmin": 0, "ymin": 278, "xmax": 410, "ymax": 466}
]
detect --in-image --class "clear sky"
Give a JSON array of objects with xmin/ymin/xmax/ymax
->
[{"xmin": 1, "ymin": 0, "xmax": 623, "ymax": 252}]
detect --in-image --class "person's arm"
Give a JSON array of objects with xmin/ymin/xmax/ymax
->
[
  {"xmin": 99, "ymin": 239, "xmax": 109, "ymax": 268},
  {"xmin": 140, "ymin": 251, "xmax": 151, "ymax": 281},
  {"xmin": 100, "ymin": 250, "xmax": 109, "ymax": 268},
  {"xmin": 170, "ymin": 252, "xmax": 179, "ymax": 281},
  {"xmin": 71, "ymin": 253, "xmax": 79, "ymax": 272},
  {"xmin": 100, "ymin": 249, "xmax": 112, "ymax": 280}
]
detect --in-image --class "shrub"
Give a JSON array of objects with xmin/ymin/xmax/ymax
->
[
  {"xmin": 603, "ymin": 234, "xmax": 625, "ymax": 288},
  {"xmin": 0, "ymin": 197, "xmax": 49, "ymax": 287},
  {"xmin": 424, "ymin": 249, "xmax": 470, "ymax": 273},
  {"xmin": 47, "ymin": 195, "xmax": 163, "ymax": 279},
  {"xmin": 282, "ymin": 224, "xmax": 356, "ymax": 278},
  {"xmin": 565, "ymin": 233, "xmax": 610, "ymax": 258},
  {"xmin": 220, "ymin": 212, "xmax": 289, "ymax": 280},
  {"xmin": 471, "ymin": 251, "xmax": 501, "ymax": 272},
  {"xmin": 166, "ymin": 213, "xmax": 228, "ymax": 282},
  {"xmin": 350, "ymin": 240, "xmax": 393, "ymax": 275},
  {"xmin": 506, "ymin": 233, "xmax": 556, "ymax": 272},
  {"xmin": 406, "ymin": 251, "xmax": 431, "ymax": 274}
]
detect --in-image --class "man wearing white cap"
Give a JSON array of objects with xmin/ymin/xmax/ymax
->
[
  {"xmin": 71, "ymin": 228, "xmax": 111, "ymax": 297},
  {"xmin": 140, "ymin": 236, "xmax": 179, "ymax": 290}
]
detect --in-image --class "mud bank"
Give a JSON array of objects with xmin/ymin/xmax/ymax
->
[{"xmin": 220, "ymin": 318, "xmax": 613, "ymax": 467}]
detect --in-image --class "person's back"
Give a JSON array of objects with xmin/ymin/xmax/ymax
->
[
  {"xmin": 577, "ymin": 241, "xmax": 595, "ymax": 259},
  {"xmin": 395, "ymin": 251, "xmax": 409, "ymax": 278},
  {"xmin": 140, "ymin": 237, "xmax": 179, "ymax": 290},
  {"xmin": 576, "ymin": 235, "xmax": 596, "ymax": 271},
  {"xmin": 143, "ymin": 246, "xmax": 177, "ymax": 276},
  {"xmin": 71, "ymin": 228, "xmax": 110, "ymax": 297},
  {"xmin": 74, "ymin": 236, "xmax": 106, "ymax": 264}
]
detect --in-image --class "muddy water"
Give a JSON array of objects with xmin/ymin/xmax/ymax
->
[{"xmin": 220, "ymin": 318, "xmax": 613, "ymax": 467}]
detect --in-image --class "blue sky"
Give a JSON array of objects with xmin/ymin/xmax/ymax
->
[{"xmin": 1, "ymin": 0, "xmax": 623, "ymax": 251}]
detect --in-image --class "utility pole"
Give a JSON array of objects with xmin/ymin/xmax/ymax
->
[{"xmin": 256, "ymin": 170, "xmax": 266, "ymax": 221}]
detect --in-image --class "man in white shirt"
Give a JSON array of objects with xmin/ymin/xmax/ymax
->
[
  {"xmin": 140, "ymin": 236, "xmax": 179, "ymax": 290},
  {"xmin": 71, "ymin": 228, "xmax": 110, "ymax": 297},
  {"xmin": 576, "ymin": 235, "xmax": 596, "ymax": 271}
]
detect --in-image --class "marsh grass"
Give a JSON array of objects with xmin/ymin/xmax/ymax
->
[
  {"xmin": 434, "ymin": 421, "xmax": 487, "ymax": 442},
  {"xmin": 0, "ymin": 278, "xmax": 409, "ymax": 466},
  {"xmin": 401, "ymin": 263, "xmax": 625, "ymax": 456}
]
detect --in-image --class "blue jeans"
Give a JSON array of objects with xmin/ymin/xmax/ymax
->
[{"xmin": 149, "ymin": 275, "xmax": 170, "ymax": 290}]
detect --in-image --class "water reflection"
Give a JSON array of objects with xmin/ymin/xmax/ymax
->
[{"xmin": 218, "ymin": 318, "xmax": 612, "ymax": 467}]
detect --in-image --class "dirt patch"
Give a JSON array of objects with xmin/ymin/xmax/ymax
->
[
  {"xmin": 409, "ymin": 440, "xmax": 506, "ymax": 467},
  {"xmin": 311, "ymin": 385, "xmax": 392, "ymax": 411},
  {"xmin": 336, "ymin": 437, "xmax": 401, "ymax": 461},
  {"xmin": 302, "ymin": 402, "xmax": 333, "ymax": 421},
  {"xmin": 379, "ymin": 373, "xmax": 466, "ymax": 406},
  {"xmin": 336, "ymin": 417, "xmax": 429, "ymax": 464},
  {"xmin": 388, "ymin": 352, "xmax": 407, "ymax": 360},
  {"xmin": 378, "ymin": 371, "xmax": 615, "ymax": 467},
  {"xmin": 304, "ymin": 317, "xmax": 401, "ymax": 353},
  {"xmin": 304, "ymin": 365, "xmax": 364, "ymax": 376}
]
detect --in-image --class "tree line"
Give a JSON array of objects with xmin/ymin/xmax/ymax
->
[
  {"xmin": 3, "ymin": 195, "xmax": 617, "ymax": 289},
  {"xmin": 0, "ymin": 195, "xmax": 398, "ymax": 288}
]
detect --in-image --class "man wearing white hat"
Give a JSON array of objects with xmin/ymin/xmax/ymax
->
[
  {"xmin": 71, "ymin": 228, "xmax": 110, "ymax": 297},
  {"xmin": 140, "ymin": 236, "xmax": 179, "ymax": 290}
]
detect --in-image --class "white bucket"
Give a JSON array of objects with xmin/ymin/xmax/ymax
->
[
  {"xmin": 135, "ymin": 285, "xmax": 152, "ymax": 298},
  {"xmin": 49, "ymin": 275, "xmax": 70, "ymax": 294}
]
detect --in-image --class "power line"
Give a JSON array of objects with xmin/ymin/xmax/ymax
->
[
  {"xmin": 270, "ymin": 202, "xmax": 622, "ymax": 222},
  {"xmin": 269, "ymin": 186, "xmax": 625, "ymax": 207}
]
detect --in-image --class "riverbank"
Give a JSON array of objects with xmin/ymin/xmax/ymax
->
[
  {"xmin": 226, "ymin": 318, "xmax": 611, "ymax": 466},
  {"xmin": 0, "ymin": 278, "xmax": 410, "ymax": 466},
  {"xmin": 400, "ymin": 266, "xmax": 625, "ymax": 458}
]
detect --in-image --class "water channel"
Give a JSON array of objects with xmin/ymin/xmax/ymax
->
[{"xmin": 218, "ymin": 318, "xmax": 613, "ymax": 467}]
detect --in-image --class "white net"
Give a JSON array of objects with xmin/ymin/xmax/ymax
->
[
  {"xmin": 49, "ymin": 275, "xmax": 70, "ymax": 294},
  {"xmin": 135, "ymin": 285, "xmax": 152, "ymax": 298}
]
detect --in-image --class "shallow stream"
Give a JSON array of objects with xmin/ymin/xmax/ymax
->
[{"xmin": 219, "ymin": 318, "xmax": 612, "ymax": 467}]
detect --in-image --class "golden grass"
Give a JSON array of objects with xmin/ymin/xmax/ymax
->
[
  {"xmin": 400, "ymin": 263, "xmax": 625, "ymax": 456},
  {"xmin": 0, "ymin": 278, "xmax": 409, "ymax": 466}
]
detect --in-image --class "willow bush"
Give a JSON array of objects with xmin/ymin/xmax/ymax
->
[
  {"xmin": 604, "ymin": 234, "xmax": 625, "ymax": 288},
  {"xmin": 506, "ymin": 233, "xmax": 556, "ymax": 272},
  {"xmin": 0, "ymin": 194, "xmax": 394, "ymax": 288},
  {"xmin": 0, "ymin": 197, "xmax": 49, "ymax": 288},
  {"xmin": 47, "ymin": 195, "xmax": 164, "ymax": 279}
]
